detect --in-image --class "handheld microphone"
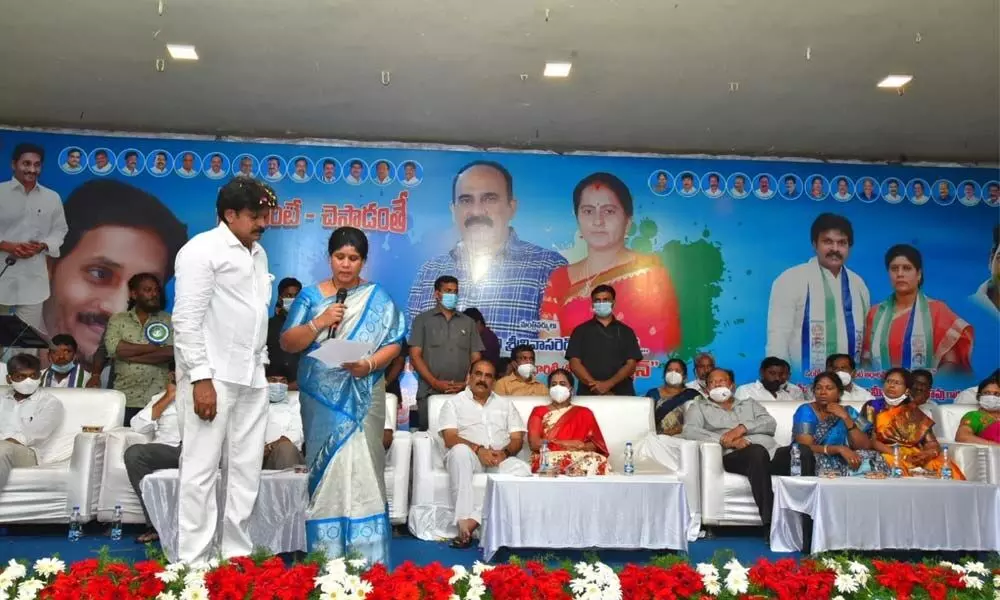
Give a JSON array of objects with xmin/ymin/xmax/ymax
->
[
  {"xmin": 328, "ymin": 287, "xmax": 349, "ymax": 339},
  {"xmin": 0, "ymin": 255, "xmax": 16, "ymax": 282}
]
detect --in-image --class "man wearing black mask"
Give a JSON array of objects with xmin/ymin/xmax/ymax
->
[
  {"xmin": 735, "ymin": 356, "xmax": 802, "ymax": 403},
  {"xmin": 265, "ymin": 277, "xmax": 302, "ymax": 390}
]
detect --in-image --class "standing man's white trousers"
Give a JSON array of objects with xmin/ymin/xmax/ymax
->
[{"xmin": 176, "ymin": 378, "xmax": 268, "ymax": 564}]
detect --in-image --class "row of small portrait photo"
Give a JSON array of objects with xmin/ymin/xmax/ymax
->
[
  {"xmin": 647, "ymin": 170, "xmax": 999, "ymax": 208},
  {"xmin": 57, "ymin": 146, "xmax": 424, "ymax": 187}
]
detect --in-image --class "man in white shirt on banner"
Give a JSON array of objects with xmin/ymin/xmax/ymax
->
[
  {"xmin": 289, "ymin": 158, "xmax": 309, "ymax": 183},
  {"xmin": 401, "ymin": 161, "xmax": 420, "ymax": 186},
  {"xmin": 766, "ymin": 213, "xmax": 870, "ymax": 374},
  {"xmin": 884, "ymin": 180, "xmax": 904, "ymax": 204},
  {"xmin": 205, "ymin": 154, "xmax": 226, "ymax": 180},
  {"xmin": 261, "ymin": 364, "xmax": 304, "ymax": 470},
  {"xmin": 172, "ymin": 177, "xmax": 277, "ymax": 565},
  {"xmin": 264, "ymin": 157, "xmax": 283, "ymax": 182},
  {"xmin": 825, "ymin": 353, "xmax": 874, "ymax": 403},
  {"xmin": 124, "ymin": 368, "xmax": 181, "ymax": 543},
  {"xmin": 92, "ymin": 150, "xmax": 113, "ymax": 175},
  {"xmin": 150, "ymin": 152, "xmax": 170, "ymax": 176},
  {"xmin": 0, "ymin": 354, "xmax": 65, "ymax": 489},
  {"xmin": 735, "ymin": 356, "xmax": 805, "ymax": 402},
  {"xmin": 344, "ymin": 160, "xmax": 364, "ymax": 185},
  {"xmin": 911, "ymin": 181, "xmax": 929, "ymax": 205},
  {"xmin": 0, "ymin": 143, "xmax": 68, "ymax": 342},
  {"xmin": 176, "ymin": 153, "xmax": 197, "ymax": 178},
  {"xmin": 438, "ymin": 359, "xmax": 530, "ymax": 548}
]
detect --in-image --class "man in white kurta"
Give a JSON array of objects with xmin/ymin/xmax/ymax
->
[
  {"xmin": 438, "ymin": 359, "xmax": 530, "ymax": 546},
  {"xmin": 172, "ymin": 178, "xmax": 277, "ymax": 564},
  {"xmin": 825, "ymin": 353, "xmax": 874, "ymax": 403},
  {"xmin": 766, "ymin": 213, "xmax": 870, "ymax": 373},
  {"xmin": 0, "ymin": 354, "xmax": 64, "ymax": 488}
]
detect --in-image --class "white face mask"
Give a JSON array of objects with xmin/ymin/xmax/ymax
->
[
  {"xmin": 883, "ymin": 394, "xmax": 907, "ymax": 406},
  {"xmin": 516, "ymin": 363, "xmax": 536, "ymax": 380},
  {"xmin": 549, "ymin": 384, "xmax": 571, "ymax": 404},
  {"xmin": 708, "ymin": 387, "xmax": 732, "ymax": 403},
  {"xmin": 280, "ymin": 297, "xmax": 295, "ymax": 311},
  {"xmin": 11, "ymin": 378, "xmax": 41, "ymax": 396},
  {"xmin": 837, "ymin": 371, "xmax": 852, "ymax": 386},
  {"xmin": 268, "ymin": 382, "xmax": 288, "ymax": 404},
  {"xmin": 664, "ymin": 371, "xmax": 684, "ymax": 386},
  {"xmin": 979, "ymin": 394, "xmax": 1000, "ymax": 411}
]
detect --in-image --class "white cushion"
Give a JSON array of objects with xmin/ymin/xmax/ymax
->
[{"xmin": 34, "ymin": 388, "xmax": 126, "ymax": 464}]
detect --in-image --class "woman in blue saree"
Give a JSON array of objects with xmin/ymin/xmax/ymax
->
[{"xmin": 279, "ymin": 227, "xmax": 406, "ymax": 564}]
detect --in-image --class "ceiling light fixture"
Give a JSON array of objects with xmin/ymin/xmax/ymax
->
[
  {"xmin": 877, "ymin": 74, "xmax": 912, "ymax": 89},
  {"xmin": 543, "ymin": 62, "xmax": 572, "ymax": 78},
  {"xmin": 166, "ymin": 44, "xmax": 198, "ymax": 60}
]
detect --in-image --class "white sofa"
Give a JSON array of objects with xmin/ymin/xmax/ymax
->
[
  {"xmin": 0, "ymin": 387, "xmax": 125, "ymax": 523},
  {"xmin": 408, "ymin": 394, "xmax": 701, "ymax": 542},
  {"xmin": 699, "ymin": 400, "xmax": 982, "ymax": 528},
  {"xmin": 97, "ymin": 392, "xmax": 413, "ymax": 525},
  {"xmin": 926, "ymin": 403, "xmax": 998, "ymax": 484}
]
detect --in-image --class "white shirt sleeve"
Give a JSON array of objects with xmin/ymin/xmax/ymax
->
[
  {"xmin": 765, "ymin": 267, "xmax": 797, "ymax": 361},
  {"xmin": 437, "ymin": 397, "xmax": 458, "ymax": 433},
  {"xmin": 129, "ymin": 393, "xmax": 164, "ymax": 434},
  {"xmin": 172, "ymin": 240, "xmax": 217, "ymax": 382},
  {"xmin": 507, "ymin": 401, "xmax": 527, "ymax": 433},
  {"xmin": 41, "ymin": 194, "xmax": 68, "ymax": 259},
  {"xmin": 734, "ymin": 383, "xmax": 754, "ymax": 401},
  {"xmin": 13, "ymin": 393, "xmax": 64, "ymax": 448}
]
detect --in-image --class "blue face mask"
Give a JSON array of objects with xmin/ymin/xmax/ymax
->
[
  {"xmin": 49, "ymin": 361, "xmax": 76, "ymax": 374},
  {"xmin": 593, "ymin": 301, "xmax": 613, "ymax": 318},
  {"xmin": 440, "ymin": 292, "xmax": 458, "ymax": 310}
]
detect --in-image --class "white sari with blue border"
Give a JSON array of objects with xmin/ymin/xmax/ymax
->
[{"xmin": 282, "ymin": 282, "xmax": 406, "ymax": 564}]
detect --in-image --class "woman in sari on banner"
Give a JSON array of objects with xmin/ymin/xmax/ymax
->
[
  {"xmin": 956, "ymin": 374, "xmax": 1000, "ymax": 445},
  {"xmin": 279, "ymin": 227, "xmax": 406, "ymax": 564},
  {"xmin": 526, "ymin": 368, "xmax": 610, "ymax": 475},
  {"xmin": 863, "ymin": 244, "xmax": 974, "ymax": 372},
  {"xmin": 860, "ymin": 368, "xmax": 964, "ymax": 478},
  {"xmin": 539, "ymin": 172, "xmax": 680, "ymax": 354}
]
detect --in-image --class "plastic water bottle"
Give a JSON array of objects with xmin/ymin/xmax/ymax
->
[
  {"xmin": 940, "ymin": 445, "xmax": 953, "ymax": 480},
  {"xmin": 623, "ymin": 442, "xmax": 635, "ymax": 475},
  {"xmin": 68, "ymin": 506, "xmax": 82, "ymax": 542},
  {"xmin": 540, "ymin": 440, "xmax": 550, "ymax": 472},
  {"xmin": 891, "ymin": 444, "xmax": 904, "ymax": 478},
  {"xmin": 110, "ymin": 505, "xmax": 123, "ymax": 541},
  {"xmin": 789, "ymin": 443, "xmax": 802, "ymax": 476}
]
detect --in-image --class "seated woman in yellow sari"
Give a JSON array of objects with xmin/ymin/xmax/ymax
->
[
  {"xmin": 860, "ymin": 368, "xmax": 964, "ymax": 478},
  {"xmin": 526, "ymin": 368, "xmax": 610, "ymax": 475}
]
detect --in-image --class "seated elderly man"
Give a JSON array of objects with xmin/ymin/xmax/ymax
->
[
  {"xmin": 681, "ymin": 367, "xmax": 810, "ymax": 526},
  {"xmin": 494, "ymin": 344, "xmax": 548, "ymax": 396},
  {"xmin": 438, "ymin": 359, "xmax": 530, "ymax": 549},
  {"xmin": 0, "ymin": 354, "xmax": 65, "ymax": 489}
]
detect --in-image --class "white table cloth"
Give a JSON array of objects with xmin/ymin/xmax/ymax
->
[
  {"xmin": 481, "ymin": 474, "xmax": 689, "ymax": 561},
  {"xmin": 142, "ymin": 468, "xmax": 308, "ymax": 562},
  {"xmin": 771, "ymin": 476, "xmax": 1000, "ymax": 553}
]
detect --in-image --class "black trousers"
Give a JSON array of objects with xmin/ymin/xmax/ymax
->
[{"xmin": 722, "ymin": 444, "xmax": 816, "ymax": 526}]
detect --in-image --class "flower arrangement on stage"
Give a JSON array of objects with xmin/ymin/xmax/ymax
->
[{"xmin": 0, "ymin": 552, "xmax": 995, "ymax": 600}]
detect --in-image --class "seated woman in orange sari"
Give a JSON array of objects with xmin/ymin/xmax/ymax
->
[
  {"xmin": 860, "ymin": 368, "xmax": 965, "ymax": 479},
  {"xmin": 862, "ymin": 244, "xmax": 974, "ymax": 372},
  {"xmin": 539, "ymin": 172, "xmax": 681, "ymax": 354},
  {"xmin": 527, "ymin": 368, "xmax": 610, "ymax": 475}
]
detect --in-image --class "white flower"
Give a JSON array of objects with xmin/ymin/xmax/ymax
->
[
  {"xmin": 695, "ymin": 563, "xmax": 719, "ymax": 578},
  {"xmin": 834, "ymin": 573, "xmax": 860, "ymax": 594},
  {"xmin": 206, "ymin": 558, "xmax": 220, "ymax": 569},
  {"xmin": 182, "ymin": 570, "xmax": 206, "ymax": 588},
  {"xmin": 3, "ymin": 562, "xmax": 25, "ymax": 582},
  {"xmin": 179, "ymin": 585, "xmax": 209, "ymax": 600},
  {"xmin": 471, "ymin": 561, "xmax": 494, "ymax": 575},
  {"xmin": 702, "ymin": 575, "xmax": 721, "ymax": 596},
  {"xmin": 155, "ymin": 592, "xmax": 179, "ymax": 600},
  {"xmin": 354, "ymin": 578, "xmax": 373, "ymax": 596},
  {"xmin": 0, "ymin": 575, "xmax": 14, "ymax": 592},
  {"xmin": 962, "ymin": 574, "xmax": 985, "ymax": 590},
  {"xmin": 820, "ymin": 558, "xmax": 840, "ymax": 572},
  {"xmin": 723, "ymin": 559, "xmax": 749, "ymax": 595},
  {"xmin": 314, "ymin": 574, "xmax": 343, "ymax": 594},
  {"xmin": 165, "ymin": 562, "xmax": 186, "ymax": 573},
  {"xmin": 325, "ymin": 558, "xmax": 348, "ymax": 577},
  {"xmin": 466, "ymin": 575, "xmax": 486, "ymax": 600},
  {"xmin": 156, "ymin": 570, "xmax": 180, "ymax": 584},
  {"xmin": 348, "ymin": 558, "xmax": 367, "ymax": 570},
  {"xmin": 832, "ymin": 596, "xmax": 845, "ymax": 600},
  {"xmin": 964, "ymin": 561, "xmax": 989, "ymax": 577},
  {"xmin": 449, "ymin": 565, "xmax": 468, "ymax": 584},
  {"xmin": 847, "ymin": 560, "xmax": 869, "ymax": 575},
  {"xmin": 31, "ymin": 558, "xmax": 65, "ymax": 577},
  {"xmin": 940, "ymin": 561, "xmax": 966, "ymax": 574},
  {"xmin": 14, "ymin": 579, "xmax": 44, "ymax": 600}
]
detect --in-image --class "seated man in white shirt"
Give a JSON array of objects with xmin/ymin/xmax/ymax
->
[
  {"xmin": 686, "ymin": 352, "xmax": 715, "ymax": 398},
  {"xmin": 0, "ymin": 354, "xmax": 65, "ymax": 490},
  {"xmin": 262, "ymin": 365, "xmax": 305, "ymax": 470},
  {"xmin": 825, "ymin": 353, "xmax": 873, "ymax": 403},
  {"xmin": 735, "ymin": 356, "xmax": 804, "ymax": 402},
  {"xmin": 41, "ymin": 334, "xmax": 91, "ymax": 388},
  {"xmin": 124, "ymin": 368, "xmax": 181, "ymax": 543},
  {"xmin": 438, "ymin": 359, "xmax": 530, "ymax": 549}
]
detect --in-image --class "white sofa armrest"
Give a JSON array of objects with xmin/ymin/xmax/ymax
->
[
  {"xmin": 386, "ymin": 431, "xmax": 412, "ymax": 525},
  {"xmin": 672, "ymin": 437, "xmax": 702, "ymax": 540},
  {"xmin": 699, "ymin": 441, "xmax": 727, "ymax": 526},
  {"xmin": 944, "ymin": 442, "xmax": 988, "ymax": 482},
  {"xmin": 409, "ymin": 432, "xmax": 436, "ymax": 509},
  {"xmin": 97, "ymin": 427, "xmax": 155, "ymax": 522},
  {"xmin": 65, "ymin": 432, "xmax": 107, "ymax": 522}
]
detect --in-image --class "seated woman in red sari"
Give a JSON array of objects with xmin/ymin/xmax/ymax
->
[
  {"xmin": 862, "ymin": 244, "xmax": 974, "ymax": 373},
  {"xmin": 956, "ymin": 374, "xmax": 1000, "ymax": 445},
  {"xmin": 526, "ymin": 368, "xmax": 610, "ymax": 475},
  {"xmin": 861, "ymin": 368, "xmax": 965, "ymax": 478},
  {"xmin": 538, "ymin": 172, "xmax": 680, "ymax": 354}
]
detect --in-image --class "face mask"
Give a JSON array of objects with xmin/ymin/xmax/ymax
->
[
  {"xmin": 761, "ymin": 379, "xmax": 782, "ymax": 393},
  {"xmin": 664, "ymin": 371, "xmax": 684, "ymax": 386},
  {"xmin": 837, "ymin": 371, "xmax": 852, "ymax": 386},
  {"xmin": 883, "ymin": 394, "xmax": 906, "ymax": 406},
  {"xmin": 708, "ymin": 387, "xmax": 732, "ymax": 403},
  {"xmin": 49, "ymin": 361, "xmax": 76, "ymax": 374},
  {"xmin": 268, "ymin": 382, "xmax": 288, "ymax": 404},
  {"xmin": 12, "ymin": 378, "xmax": 41, "ymax": 396},
  {"xmin": 979, "ymin": 394, "xmax": 1000, "ymax": 411},
  {"xmin": 593, "ymin": 302, "xmax": 613, "ymax": 318},
  {"xmin": 281, "ymin": 297, "xmax": 295, "ymax": 311},
  {"xmin": 516, "ymin": 363, "xmax": 536, "ymax": 380},
  {"xmin": 549, "ymin": 385, "xmax": 571, "ymax": 404},
  {"xmin": 440, "ymin": 292, "xmax": 458, "ymax": 310}
]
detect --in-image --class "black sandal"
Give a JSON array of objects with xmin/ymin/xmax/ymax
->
[
  {"xmin": 135, "ymin": 530, "xmax": 159, "ymax": 544},
  {"xmin": 449, "ymin": 536, "xmax": 473, "ymax": 549}
]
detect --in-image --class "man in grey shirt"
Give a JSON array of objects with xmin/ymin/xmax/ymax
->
[
  {"xmin": 682, "ymin": 367, "xmax": 812, "ymax": 526},
  {"xmin": 408, "ymin": 275, "xmax": 484, "ymax": 430}
]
